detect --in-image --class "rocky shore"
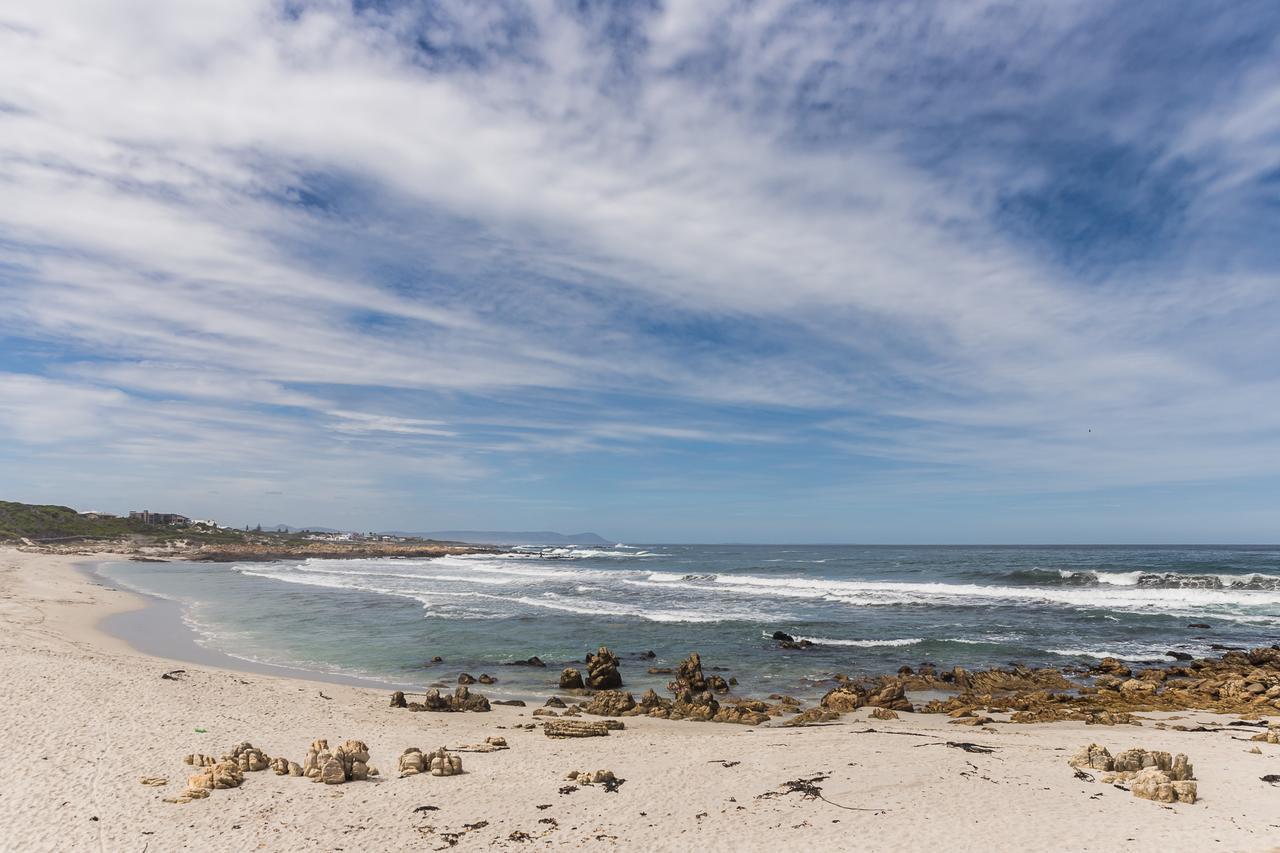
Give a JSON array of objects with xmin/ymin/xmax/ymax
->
[
  {"xmin": 3, "ymin": 548, "xmax": 1278, "ymax": 852},
  {"xmin": 10, "ymin": 537, "xmax": 496, "ymax": 562}
]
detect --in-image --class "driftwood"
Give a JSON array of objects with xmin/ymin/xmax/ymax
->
[
  {"xmin": 756, "ymin": 773, "xmax": 889, "ymax": 812},
  {"xmin": 914, "ymin": 741, "xmax": 998, "ymax": 754}
]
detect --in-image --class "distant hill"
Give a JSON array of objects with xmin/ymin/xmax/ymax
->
[{"xmin": 384, "ymin": 530, "xmax": 611, "ymax": 545}]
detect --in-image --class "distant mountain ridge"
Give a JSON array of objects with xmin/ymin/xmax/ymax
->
[{"xmin": 387, "ymin": 530, "xmax": 611, "ymax": 545}]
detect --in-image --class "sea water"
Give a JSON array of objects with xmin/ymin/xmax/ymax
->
[{"xmin": 98, "ymin": 544, "xmax": 1280, "ymax": 700}]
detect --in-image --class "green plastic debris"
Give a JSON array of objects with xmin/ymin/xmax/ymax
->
[{"xmin": 194, "ymin": 727, "xmax": 207, "ymax": 733}]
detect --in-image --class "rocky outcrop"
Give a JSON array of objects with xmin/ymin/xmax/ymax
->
[
  {"xmin": 870, "ymin": 707, "xmax": 900, "ymax": 720},
  {"xmin": 784, "ymin": 707, "xmax": 840, "ymax": 726},
  {"xmin": 585, "ymin": 646, "xmax": 622, "ymax": 689},
  {"xmin": 543, "ymin": 719, "xmax": 611, "ymax": 738},
  {"xmin": 301, "ymin": 739, "xmax": 379, "ymax": 784},
  {"xmin": 559, "ymin": 668, "xmax": 585, "ymax": 690},
  {"xmin": 1068, "ymin": 744, "xmax": 1196, "ymax": 804},
  {"xmin": 820, "ymin": 683, "xmax": 866, "ymax": 713},
  {"xmin": 399, "ymin": 747, "xmax": 463, "ymax": 777},
  {"xmin": 399, "ymin": 686, "xmax": 491, "ymax": 712},
  {"xmin": 582, "ymin": 690, "xmax": 636, "ymax": 716},
  {"xmin": 772, "ymin": 631, "xmax": 815, "ymax": 650}
]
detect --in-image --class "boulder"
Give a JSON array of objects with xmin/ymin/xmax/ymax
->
[
  {"xmin": 559, "ymin": 668, "xmax": 585, "ymax": 690},
  {"xmin": 870, "ymin": 707, "xmax": 899, "ymax": 720},
  {"xmin": 457, "ymin": 673, "xmax": 476, "ymax": 685},
  {"xmin": 390, "ymin": 691, "xmax": 407, "ymax": 708},
  {"xmin": 585, "ymin": 647, "xmax": 622, "ymax": 689},
  {"xmin": 784, "ymin": 707, "xmax": 841, "ymax": 726}
]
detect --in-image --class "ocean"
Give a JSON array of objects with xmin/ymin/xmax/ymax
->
[{"xmin": 97, "ymin": 544, "xmax": 1280, "ymax": 700}]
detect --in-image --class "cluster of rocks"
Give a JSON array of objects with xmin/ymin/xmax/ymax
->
[
  {"xmin": 566, "ymin": 769, "xmax": 617, "ymax": 785},
  {"xmin": 389, "ymin": 686, "xmax": 491, "ymax": 713},
  {"xmin": 881, "ymin": 645, "xmax": 1280, "ymax": 723},
  {"xmin": 399, "ymin": 747, "xmax": 463, "ymax": 777},
  {"xmin": 572, "ymin": 653, "xmax": 777, "ymax": 725},
  {"xmin": 302, "ymin": 739, "xmax": 379, "ymax": 784},
  {"xmin": 820, "ymin": 679, "xmax": 913, "ymax": 714},
  {"xmin": 457, "ymin": 673, "xmax": 497, "ymax": 685},
  {"xmin": 167, "ymin": 742, "xmax": 276, "ymax": 804},
  {"xmin": 1069, "ymin": 744, "xmax": 1197, "ymax": 804}
]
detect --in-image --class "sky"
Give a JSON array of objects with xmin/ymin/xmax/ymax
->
[{"xmin": 1, "ymin": 1, "xmax": 1279, "ymax": 543}]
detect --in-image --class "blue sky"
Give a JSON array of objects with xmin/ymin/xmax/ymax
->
[{"xmin": 2, "ymin": 1, "xmax": 1279, "ymax": 542}]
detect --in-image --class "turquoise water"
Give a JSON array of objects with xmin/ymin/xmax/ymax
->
[{"xmin": 98, "ymin": 544, "xmax": 1280, "ymax": 700}]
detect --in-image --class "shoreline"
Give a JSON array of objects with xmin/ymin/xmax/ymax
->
[
  {"xmin": 80, "ymin": 560, "xmax": 425, "ymax": 693},
  {"xmin": 2, "ymin": 546, "xmax": 1278, "ymax": 851}
]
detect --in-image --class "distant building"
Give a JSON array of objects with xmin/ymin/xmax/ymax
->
[{"xmin": 129, "ymin": 510, "xmax": 191, "ymax": 525}]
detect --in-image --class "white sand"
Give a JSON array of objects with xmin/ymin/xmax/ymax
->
[{"xmin": 0, "ymin": 547, "xmax": 1277, "ymax": 852}]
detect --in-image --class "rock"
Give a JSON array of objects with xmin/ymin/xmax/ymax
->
[
  {"xmin": 870, "ymin": 707, "xmax": 899, "ymax": 720},
  {"xmin": 1096, "ymin": 658, "xmax": 1133, "ymax": 677},
  {"xmin": 559, "ymin": 668, "xmax": 585, "ymax": 690},
  {"xmin": 585, "ymin": 647, "xmax": 622, "ymax": 689},
  {"xmin": 506, "ymin": 656, "xmax": 546, "ymax": 667},
  {"xmin": 1166, "ymin": 651, "xmax": 1193, "ymax": 661},
  {"xmin": 1069, "ymin": 743, "xmax": 1114, "ymax": 771},
  {"xmin": 492, "ymin": 699, "xmax": 526, "ymax": 706},
  {"xmin": 771, "ymin": 631, "xmax": 795, "ymax": 642},
  {"xmin": 820, "ymin": 683, "xmax": 866, "ymax": 714},
  {"xmin": 669, "ymin": 652, "xmax": 709, "ymax": 694},
  {"xmin": 1187, "ymin": 623, "xmax": 1210, "ymax": 629},
  {"xmin": 288, "ymin": 762, "xmax": 303, "ymax": 776},
  {"xmin": 545, "ymin": 696, "xmax": 567, "ymax": 708},
  {"xmin": 430, "ymin": 747, "xmax": 465, "ymax": 773},
  {"xmin": 390, "ymin": 691, "xmax": 407, "ymax": 708},
  {"xmin": 188, "ymin": 760, "xmax": 244, "ymax": 791},
  {"xmin": 458, "ymin": 673, "xmax": 476, "ymax": 685},
  {"xmin": 1131, "ymin": 767, "xmax": 1197, "ymax": 803},
  {"xmin": 784, "ymin": 707, "xmax": 840, "ymax": 726},
  {"xmin": 478, "ymin": 674, "xmax": 496, "ymax": 685},
  {"xmin": 867, "ymin": 682, "xmax": 913, "ymax": 712},
  {"xmin": 582, "ymin": 690, "xmax": 636, "ymax": 716},
  {"xmin": 399, "ymin": 748, "xmax": 425, "ymax": 776},
  {"xmin": 270, "ymin": 757, "xmax": 291, "ymax": 775},
  {"xmin": 640, "ymin": 650, "xmax": 656, "ymax": 659},
  {"xmin": 1119, "ymin": 678, "xmax": 1157, "ymax": 696},
  {"xmin": 543, "ymin": 719, "xmax": 611, "ymax": 738},
  {"xmin": 647, "ymin": 667, "xmax": 673, "ymax": 675},
  {"xmin": 706, "ymin": 675, "xmax": 730, "ymax": 693},
  {"xmin": 567, "ymin": 769, "xmax": 616, "ymax": 785}
]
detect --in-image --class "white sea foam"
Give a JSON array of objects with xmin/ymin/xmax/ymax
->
[{"xmin": 783, "ymin": 634, "xmax": 923, "ymax": 647}]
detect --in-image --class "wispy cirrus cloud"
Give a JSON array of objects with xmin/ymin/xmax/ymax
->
[{"xmin": 0, "ymin": 1, "xmax": 1278, "ymax": 540}]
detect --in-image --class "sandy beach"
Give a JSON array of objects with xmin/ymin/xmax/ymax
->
[{"xmin": 0, "ymin": 548, "xmax": 1277, "ymax": 852}]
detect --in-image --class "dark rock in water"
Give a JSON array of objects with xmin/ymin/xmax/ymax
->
[
  {"xmin": 647, "ymin": 667, "xmax": 673, "ymax": 675},
  {"xmin": 506, "ymin": 656, "xmax": 547, "ymax": 667},
  {"xmin": 545, "ymin": 696, "xmax": 567, "ymax": 708},
  {"xmin": 641, "ymin": 650, "xmax": 656, "ymax": 659},
  {"xmin": 1187, "ymin": 623, "xmax": 1211, "ymax": 629},
  {"xmin": 390, "ymin": 691, "xmax": 407, "ymax": 708},
  {"xmin": 898, "ymin": 665, "xmax": 914, "ymax": 675},
  {"xmin": 1165, "ymin": 651, "xmax": 1193, "ymax": 661},
  {"xmin": 432, "ymin": 656, "xmax": 444, "ymax": 663},
  {"xmin": 771, "ymin": 631, "xmax": 795, "ymax": 642},
  {"xmin": 492, "ymin": 699, "xmax": 526, "ymax": 706},
  {"xmin": 478, "ymin": 674, "xmax": 497, "ymax": 685},
  {"xmin": 779, "ymin": 638, "xmax": 815, "ymax": 650},
  {"xmin": 559, "ymin": 668, "xmax": 585, "ymax": 690},
  {"xmin": 585, "ymin": 646, "xmax": 622, "ymax": 690},
  {"xmin": 458, "ymin": 673, "xmax": 476, "ymax": 685},
  {"xmin": 706, "ymin": 675, "xmax": 730, "ymax": 693},
  {"xmin": 1210, "ymin": 644, "xmax": 1246, "ymax": 651},
  {"xmin": 728, "ymin": 677, "xmax": 738, "ymax": 686}
]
